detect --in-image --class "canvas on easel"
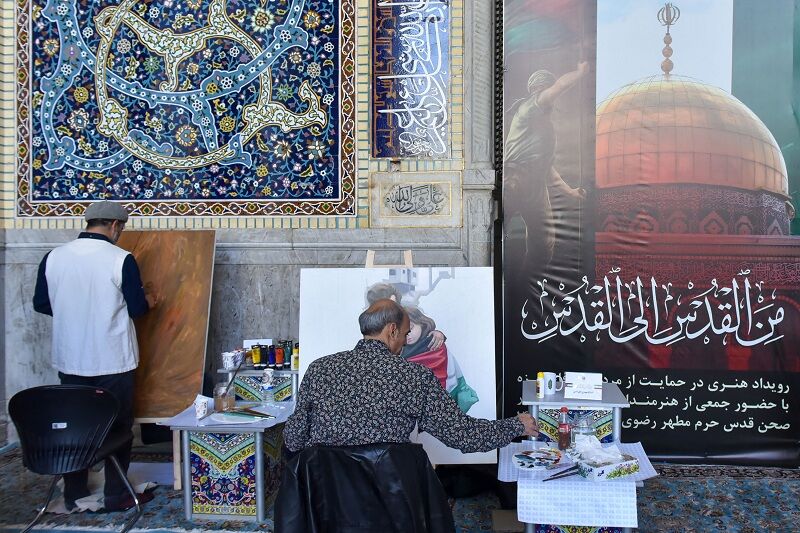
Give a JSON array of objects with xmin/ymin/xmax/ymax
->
[
  {"xmin": 298, "ymin": 264, "xmax": 499, "ymax": 464},
  {"xmin": 117, "ymin": 231, "xmax": 216, "ymax": 420}
]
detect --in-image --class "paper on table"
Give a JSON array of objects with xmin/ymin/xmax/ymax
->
[{"xmin": 518, "ymin": 476, "xmax": 637, "ymax": 527}]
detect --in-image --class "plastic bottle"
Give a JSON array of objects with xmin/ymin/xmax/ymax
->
[
  {"xmin": 291, "ymin": 343, "xmax": 300, "ymax": 371},
  {"xmin": 536, "ymin": 372, "xmax": 545, "ymax": 399},
  {"xmin": 557, "ymin": 407, "xmax": 571, "ymax": 450},
  {"xmin": 275, "ymin": 346, "xmax": 285, "ymax": 369},
  {"xmin": 261, "ymin": 368, "xmax": 274, "ymax": 403}
]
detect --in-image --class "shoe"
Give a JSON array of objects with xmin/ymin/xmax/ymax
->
[{"xmin": 103, "ymin": 490, "xmax": 154, "ymax": 512}]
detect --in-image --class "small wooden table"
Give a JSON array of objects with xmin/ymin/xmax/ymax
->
[{"xmin": 163, "ymin": 401, "xmax": 294, "ymax": 522}]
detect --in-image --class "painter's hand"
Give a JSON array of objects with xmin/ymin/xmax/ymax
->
[
  {"xmin": 518, "ymin": 412, "xmax": 539, "ymax": 437},
  {"xmin": 144, "ymin": 282, "xmax": 159, "ymax": 309},
  {"xmin": 577, "ymin": 60, "xmax": 589, "ymax": 77},
  {"xmin": 427, "ymin": 330, "xmax": 446, "ymax": 350}
]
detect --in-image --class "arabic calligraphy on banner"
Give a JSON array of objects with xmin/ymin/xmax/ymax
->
[
  {"xmin": 372, "ymin": 0, "xmax": 450, "ymax": 158},
  {"xmin": 520, "ymin": 269, "xmax": 785, "ymax": 347},
  {"xmin": 383, "ymin": 183, "xmax": 447, "ymax": 216},
  {"xmin": 615, "ymin": 373, "xmax": 792, "ymax": 434}
]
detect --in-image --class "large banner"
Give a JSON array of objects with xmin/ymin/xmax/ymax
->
[{"xmin": 502, "ymin": 0, "xmax": 800, "ymax": 465}]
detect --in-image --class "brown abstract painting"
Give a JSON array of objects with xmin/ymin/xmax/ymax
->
[{"xmin": 117, "ymin": 231, "xmax": 216, "ymax": 419}]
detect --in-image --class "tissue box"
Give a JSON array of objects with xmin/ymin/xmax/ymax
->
[{"xmin": 577, "ymin": 453, "xmax": 639, "ymax": 481}]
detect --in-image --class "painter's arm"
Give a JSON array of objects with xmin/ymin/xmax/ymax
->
[
  {"xmin": 33, "ymin": 253, "xmax": 52, "ymax": 316},
  {"xmin": 283, "ymin": 365, "xmax": 316, "ymax": 451}
]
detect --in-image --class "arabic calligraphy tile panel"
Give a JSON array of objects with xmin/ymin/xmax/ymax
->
[
  {"xmin": 17, "ymin": 0, "xmax": 356, "ymax": 217},
  {"xmin": 369, "ymin": 171, "xmax": 461, "ymax": 227},
  {"xmin": 372, "ymin": 0, "xmax": 450, "ymax": 159}
]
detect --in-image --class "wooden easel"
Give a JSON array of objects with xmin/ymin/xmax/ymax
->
[{"xmin": 365, "ymin": 250, "xmax": 414, "ymax": 268}]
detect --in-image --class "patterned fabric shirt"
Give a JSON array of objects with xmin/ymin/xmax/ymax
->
[{"xmin": 284, "ymin": 339, "xmax": 524, "ymax": 452}]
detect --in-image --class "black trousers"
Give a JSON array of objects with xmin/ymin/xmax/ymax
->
[{"xmin": 58, "ymin": 370, "xmax": 135, "ymax": 501}]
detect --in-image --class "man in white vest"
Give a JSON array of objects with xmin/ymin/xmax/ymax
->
[{"xmin": 33, "ymin": 201, "xmax": 156, "ymax": 511}]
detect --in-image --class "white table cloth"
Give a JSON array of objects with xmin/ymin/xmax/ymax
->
[{"xmin": 498, "ymin": 441, "xmax": 657, "ymax": 528}]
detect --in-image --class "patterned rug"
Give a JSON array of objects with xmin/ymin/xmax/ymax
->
[{"xmin": 1, "ymin": 447, "xmax": 798, "ymax": 532}]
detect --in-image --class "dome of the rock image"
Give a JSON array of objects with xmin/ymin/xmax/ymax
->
[{"xmin": 595, "ymin": 75, "xmax": 792, "ymax": 235}]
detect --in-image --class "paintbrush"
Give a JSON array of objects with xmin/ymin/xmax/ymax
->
[
  {"xmin": 542, "ymin": 465, "xmax": 580, "ymax": 482},
  {"xmin": 228, "ymin": 407, "xmax": 275, "ymax": 418},
  {"xmin": 222, "ymin": 411, "xmax": 266, "ymax": 420}
]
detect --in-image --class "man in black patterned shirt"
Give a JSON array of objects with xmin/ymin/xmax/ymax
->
[{"xmin": 284, "ymin": 299, "xmax": 537, "ymax": 453}]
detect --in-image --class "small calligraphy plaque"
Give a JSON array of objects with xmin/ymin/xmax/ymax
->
[
  {"xmin": 370, "ymin": 171, "xmax": 461, "ymax": 228},
  {"xmin": 564, "ymin": 372, "xmax": 604, "ymax": 401}
]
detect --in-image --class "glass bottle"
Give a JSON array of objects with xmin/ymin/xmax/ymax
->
[
  {"xmin": 557, "ymin": 406, "xmax": 571, "ymax": 450},
  {"xmin": 213, "ymin": 382, "xmax": 235, "ymax": 412},
  {"xmin": 572, "ymin": 415, "xmax": 595, "ymax": 446}
]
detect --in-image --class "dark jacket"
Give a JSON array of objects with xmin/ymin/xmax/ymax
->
[{"xmin": 274, "ymin": 442, "xmax": 455, "ymax": 533}]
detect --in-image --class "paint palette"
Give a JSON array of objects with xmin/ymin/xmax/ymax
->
[{"xmin": 513, "ymin": 448, "xmax": 563, "ymax": 470}]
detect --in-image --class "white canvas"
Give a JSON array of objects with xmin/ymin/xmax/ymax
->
[{"xmin": 298, "ymin": 267, "xmax": 498, "ymax": 464}]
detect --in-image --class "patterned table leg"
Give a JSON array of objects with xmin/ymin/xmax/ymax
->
[
  {"xmin": 186, "ymin": 425, "xmax": 286, "ymax": 521},
  {"xmin": 189, "ymin": 432, "xmax": 259, "ymax": 518}
]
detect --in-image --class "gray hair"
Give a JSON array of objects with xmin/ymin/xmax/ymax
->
[{"xmin": 359, "ymin": 300, "xmax": 406, "ymax": 335}]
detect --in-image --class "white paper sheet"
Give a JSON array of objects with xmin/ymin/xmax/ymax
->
[
  {"xmin": 498, "ymin": 441, "xmax": 659, "ymax": 528},
  {"xmin": 517, "ymin": 476, "xmax": 638, "ymax": 527}
]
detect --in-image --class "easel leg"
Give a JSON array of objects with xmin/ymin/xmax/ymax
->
[{"xmin": 172, "ymin": 430, "xmax": 182, "ymax": 490}]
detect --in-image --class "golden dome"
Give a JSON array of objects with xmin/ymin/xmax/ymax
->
[{"xmin": 596, "ymin": 75, "xmax": 789, "ymax": 198}]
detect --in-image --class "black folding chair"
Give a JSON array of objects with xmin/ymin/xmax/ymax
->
[{"xmin": 8, "ymin": 385, "xmax": 143, "ymax": 533}]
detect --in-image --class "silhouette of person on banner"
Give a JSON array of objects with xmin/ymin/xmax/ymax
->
[{"xmin": 504, "ymin": 61, "xmax": 588, "ymax": 288}]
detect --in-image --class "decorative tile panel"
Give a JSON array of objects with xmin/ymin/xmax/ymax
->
[
  {"xmin": 17, "ymin": 0, "xmax": 356, "ymax": 217},
  {"xmin": 538, "ymin": 408, "xmax": 613, "ymax": 445},
  {"xmin": 233, "ymin": 374, "xmax": 293, "ymax": 401},
  {"xmin": 190, "ymin": 432, "xmax": 257, "ymax": 516},
  {"xmin": 189, "ymin": 426, "xmax": 284, "ymax": 516}
]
